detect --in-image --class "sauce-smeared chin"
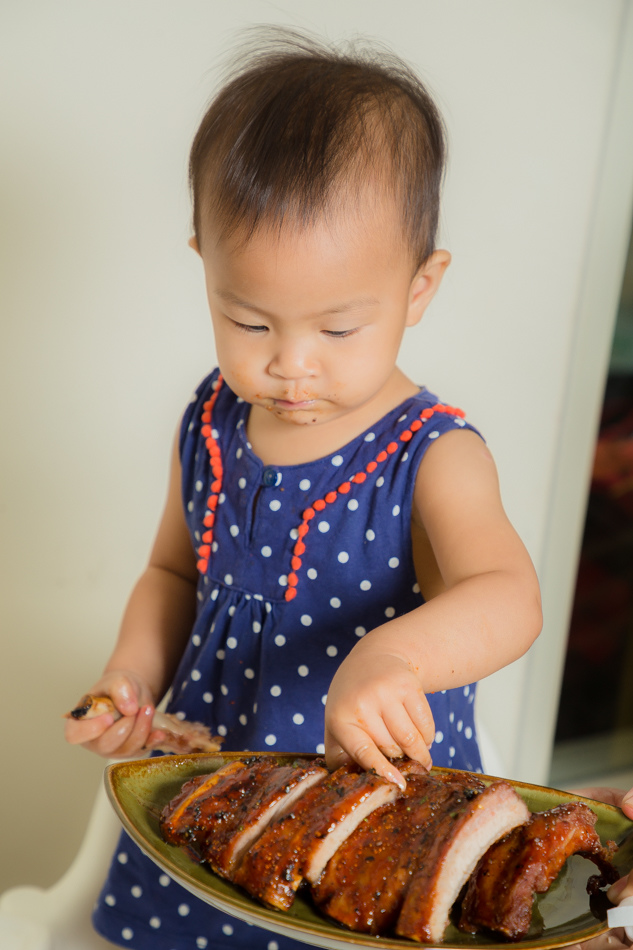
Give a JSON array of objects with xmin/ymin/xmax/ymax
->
[{"xmin": 270, "ymin": 405, "xmax": 320, "ymax": 425}]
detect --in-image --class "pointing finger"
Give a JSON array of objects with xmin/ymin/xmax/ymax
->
[{"xmin": 327, "ymin": 721, "xmax": 407, "ymax": 790}]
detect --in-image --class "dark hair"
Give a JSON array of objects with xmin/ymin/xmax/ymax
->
[{"xmin": 189, "ymin": 28, "xmax": 446, "ymax": 266}]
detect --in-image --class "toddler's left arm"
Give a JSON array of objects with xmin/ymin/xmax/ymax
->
[{"xmin": 324, "ymin": 428, "xmax": 542, "ymax": 786}]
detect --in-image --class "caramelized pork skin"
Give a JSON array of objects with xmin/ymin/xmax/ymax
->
[
  {"xmin": 159, "ymin": 756, "xmax": 329, "ymax": 875},
  {"xmin": 312, "ymin": 769, "xmax": 486, "ymax": 935},
  {"xmin": 459, "ymin": 802, "xmax": 619, "ymax": 940},
  {"xmin": 233, "ymin": 761, "xmax": 426, "ymax": 911}
]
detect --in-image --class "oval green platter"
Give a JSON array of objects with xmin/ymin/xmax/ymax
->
[{"xmin": 104, "ymin": 752, "xmax": 633, "ymax": 950}]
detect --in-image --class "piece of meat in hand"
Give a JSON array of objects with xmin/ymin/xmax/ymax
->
[
  {"xmin": 65, "ymin": 694, "xmax": 221, "ymax": 754},
  {"xmin": 459, "ymin": 801, "xmax": 619, "ymax": 940}
]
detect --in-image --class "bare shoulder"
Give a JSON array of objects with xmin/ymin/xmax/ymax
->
[
  {"xmin": 414, "ymin": 428, "xmax": 500, "ymax": 518},
  {"xmin": 413, "ymin": 428, "xmax": 535, "ymax": 587}
]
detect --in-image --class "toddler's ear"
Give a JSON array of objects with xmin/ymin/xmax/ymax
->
[
  {"xmin": 406, "ymin": 250, "xmax": 451, "ymax": 327},
  {"xmin": 188, "ymin": 235, "xmax": 201, "ymax": 255}
]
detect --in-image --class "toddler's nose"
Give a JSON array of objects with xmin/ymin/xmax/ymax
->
[{"xmin": 268, "ymin": 341, "xmax": 317, "ymax": 380}]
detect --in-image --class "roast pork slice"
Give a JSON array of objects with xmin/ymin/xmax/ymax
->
[
  {"xmin": 160, "ymin": 758, "xmax": 249, "ymax": 850},
  {"xmin": 460, "ymin": 802, "xmax": 619, "ymax": 940},
  {"xmin": 395, "ymin": 780, "xmax": 530, "ymax": 943},
  {"xmin": 312, "ymin": 769, "xmax": 487, "ymax": 935},
  {"xmin": 233, "ymin": 762, "xmax": 419, "ymax": 910},
  {"xmin": 159, "ymin": 756, "xmax": 328, "ymax": 876}
]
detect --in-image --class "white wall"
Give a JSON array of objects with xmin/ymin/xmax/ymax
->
[{"xmin": 1, "ymin": 0, "xmax": 632, "ymax": 894}]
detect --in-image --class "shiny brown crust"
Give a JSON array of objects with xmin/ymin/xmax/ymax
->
[{"xmin": 459, "ymin": 802, "xmax": 619, "ymax": 940}]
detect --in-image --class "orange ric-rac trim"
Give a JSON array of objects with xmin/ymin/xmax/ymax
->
[{"xmin": 196, "ymin": 375, "xmax": 224, "ymax": 575}]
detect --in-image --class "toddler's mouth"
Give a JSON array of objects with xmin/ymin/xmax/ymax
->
[{"xmin": 272, "ymin": 398, "xmax": 317, "ymax": 411}]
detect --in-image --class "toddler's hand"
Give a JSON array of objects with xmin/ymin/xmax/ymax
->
[
  {"xmin": 324, "ymin": 642, "xmax": 435, "ymax": 789},
  {"xmin": 64, "ymin": 671, "xmax": 163, "ymax": 758}
]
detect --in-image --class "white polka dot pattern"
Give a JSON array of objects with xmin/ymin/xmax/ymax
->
[{"xmin": 96, "ymin": 370, "xmax": 483, "ymax": 948}]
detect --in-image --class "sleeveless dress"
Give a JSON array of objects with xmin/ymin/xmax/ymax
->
[{"xmin": 93, "ymin": 369, "xmax": 483, "ymax": 950}]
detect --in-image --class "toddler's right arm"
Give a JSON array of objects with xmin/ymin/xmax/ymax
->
[{"xmin": 64, "ymin": 432, "xmax": 198, "ymax": 758}]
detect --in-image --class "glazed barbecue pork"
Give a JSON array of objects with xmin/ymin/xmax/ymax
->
[
  {"xmin": 395, "ymin": 778, "xmax": 531, "ymax": 942},
  {"xmin": 234, "ymin": 760, "xmax": 426, "ymax": 910},
  {"xmin": 312, "ymin": 768, "xmax": 489, "ymax": 934},
  {"xmin": 159, "ymin": 759, "xmax": 619, "ymax": 943},
  {"xmin": 460, "ymin": 801, "xmax": 619, "ymax": 940},
  {"xmin": 160, "ymin": 756, "xmax": 329, "ymax": 876}
]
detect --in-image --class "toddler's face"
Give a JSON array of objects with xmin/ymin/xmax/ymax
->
[{"xmin": 193, "ymin": 195, "xmax": 445, "ymax": 431}]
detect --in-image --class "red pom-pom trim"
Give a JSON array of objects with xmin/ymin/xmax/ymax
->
[{"xmin": 196, "ymin": 376, "xmax": 224, "ymax": 575}]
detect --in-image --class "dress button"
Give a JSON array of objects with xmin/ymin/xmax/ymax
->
[{"xmin": 262, "ymin": 466, "xmax": 279, "ymax": 487}]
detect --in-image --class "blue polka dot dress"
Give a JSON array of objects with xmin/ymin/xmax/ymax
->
[{"xmin": 93, "ymin": 369, "xmax": 483, "ymax": 949}]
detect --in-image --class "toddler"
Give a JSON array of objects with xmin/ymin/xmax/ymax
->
[{"xmin": 66, "ymin": 29, "xmax": 543, "ymax": 950}]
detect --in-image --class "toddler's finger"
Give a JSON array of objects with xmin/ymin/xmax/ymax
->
[
  {"xmin": 91, "ymin": 716, "xmax": 137, "ymax": 757},
  {"xmin": 328, "ymin": 721, "xmax": 407, "ymax": 790},
  {"xmin": 404, "ymin": 691, "xmax": 437, "ymax": 749},
  {"xmin": 358, "ymin": 715, "xmax": 404, "ymax": 761},
  {"xmin": 108, "ymin": 678, "xmax": 142, "ymax": 717},
  {"xmin": 323, "ymin": 732, "xmax": 351, "ymax": 772},
  {"xmin": 91, "ymin": 706, "xmax": 150, "ymax": 758},
  {"xmin": 109, "ymin": 705, "xmax": 155, "ymax": 758},
  {"xmin": 325, "ymin": 705, "xmax": 403, "ymax": 762},
  {"xmin": 64, "ymin": 711, "xmax": 114, "ymax": 745},
  {"xmin": 382, "ymin": 706, "xmax": 432, "ymax": 770}
]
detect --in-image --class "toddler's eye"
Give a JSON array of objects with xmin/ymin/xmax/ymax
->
[
  {"xmin": 323, "ymin": 327, "xmax": 360, "ymax": 338},
  {"xmin": 231, "ymin": 320, "xmax": 268, "ymax": 334}
]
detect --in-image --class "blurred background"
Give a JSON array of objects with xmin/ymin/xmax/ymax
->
[
  {"xmin": 1, "ymin": 0, "xmax": 633, "ymax": 907},
  {"xmin": 550, "ymin": 227, "xmax": 633, "ymax": 790}
]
